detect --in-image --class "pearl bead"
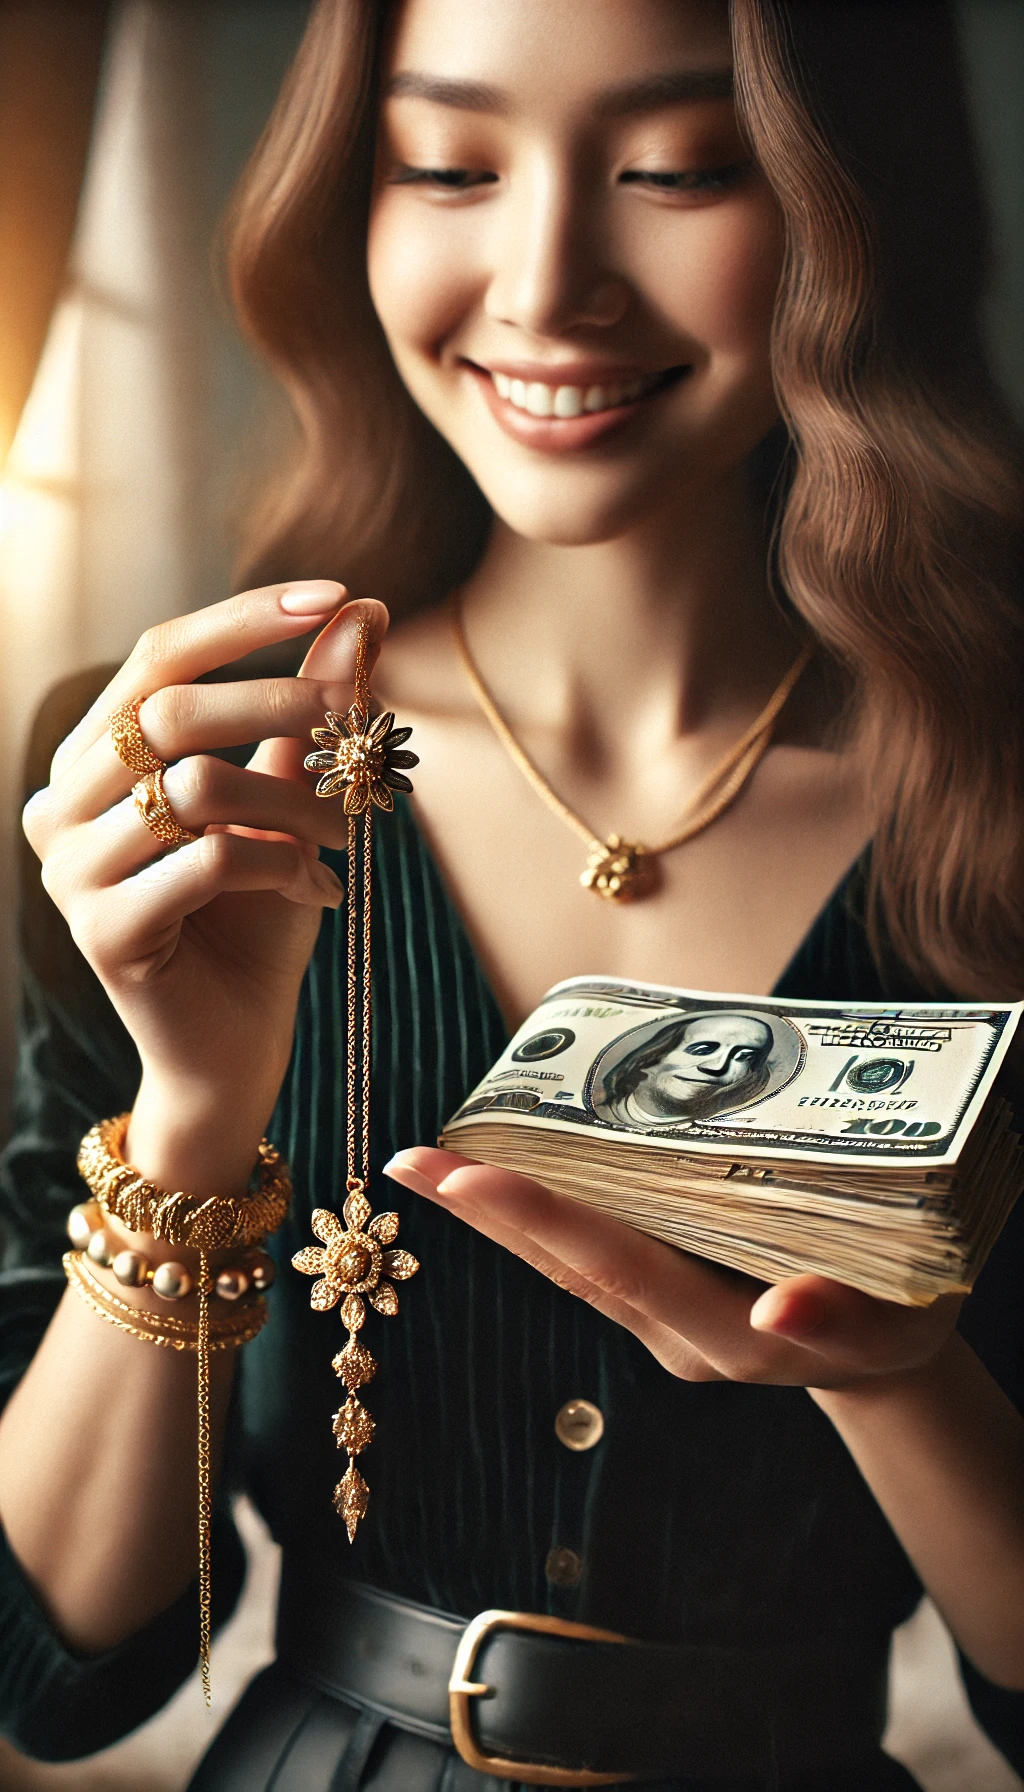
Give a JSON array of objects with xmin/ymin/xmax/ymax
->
[
  {"xmin": 112, "ymin": 1250, "xmax": 151, "ymax": 1288},
  {"xmin": 215, "ymin": 1268, "xmax": 250, "ymax": 1302},
  {"xmin": 249, "ymin": 1258, "xmax": 276, "ymax": 1292},
  {"xmin": 152, "ymin": 1261, "xmax": 192, "ymax": 1301},
  {"xmin": 67, "ymin": 1202, "xmax": 103, "ymax": 1250},
  {"xmin": 86, "ymin": 1229, "xmax": 114, "ymax": 1268}
]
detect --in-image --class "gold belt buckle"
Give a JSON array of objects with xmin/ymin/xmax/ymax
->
[{"xmin": 448, "ymin": 1607, "xmax": 639, "ymax": 1786}]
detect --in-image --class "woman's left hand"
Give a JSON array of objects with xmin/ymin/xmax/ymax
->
[{"xmin": 385, "ymin": 1148, "xmax": 960, "ymax": 1389}]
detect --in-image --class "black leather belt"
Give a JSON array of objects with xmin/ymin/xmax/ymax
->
[{"xmin": 276, "ymin": 1566, "xmax": 889, "ymax": 1785}]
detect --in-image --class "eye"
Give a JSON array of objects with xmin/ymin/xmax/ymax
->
[
  {"xmin": 619, "ymin": 161, "xmax": 751, "ymax": 195},
  {"xmin": 388, "ymin": 164, "xmax": 499, "ymax": 191},
  {"xmin": 685, "ymin": 1041, "xmax": 720, "ymax": 1056}
]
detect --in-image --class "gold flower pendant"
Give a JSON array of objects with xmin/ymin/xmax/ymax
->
[
  {"xmin": 304, "ymin": 706, "xmax": 418, "ymax": 814},
  {"xmin": 292, "ymin": 1192, "xmax": 419, "ymax": 1539}
]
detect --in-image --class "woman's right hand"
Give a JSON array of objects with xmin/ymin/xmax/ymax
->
[{"xmin": 23, "ymin": 580, "xmax": 386, "ymax": 1193}]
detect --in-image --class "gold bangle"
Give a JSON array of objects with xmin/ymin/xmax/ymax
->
[
  {"xmin": 64, "ymin": 1252, "xmax": 267, "ymax": 1350},
  {"xmin": 109, "ymin": 698, "xmax": 166, "ymax": 776},
  {"xmin": 77, "ymin": 1115, "xmax": 292, "ymax": 1250},
  {"xmin": 132, "ymin": 767, "xmax": 198, "ymax": 848}
]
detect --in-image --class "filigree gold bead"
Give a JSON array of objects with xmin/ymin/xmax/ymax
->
[
  {"xmin": 86, "ymin": 1229, "xmax": 114, "ymax": 1268},
  {"xmin": 67, "ymin": 1202, "xmax": 103, "ymax": 1250},
  {"xmin": 112, "ymin": 1249, "xmax": 152, "ymax": 1288},
  {"xmin": 152, "ymin": 1261, "xmax": 192, "ymax": 1301},
  {"xmin": 215, "ymin": 1268, "xmax": 250, "ymax": 1302}
]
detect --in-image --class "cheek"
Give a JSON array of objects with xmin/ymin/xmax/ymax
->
[
  {"xmin": 367, "ymin": 197, "xmax": 474, "ymax": 368},
  {"xmin": 639, "ymin": 197, "xmax": 782, "ymax": 371}
]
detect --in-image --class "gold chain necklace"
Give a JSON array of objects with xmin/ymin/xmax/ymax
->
[{"xmin": 451, "ymin": 594, "xmax": 813, "ymax": 902}]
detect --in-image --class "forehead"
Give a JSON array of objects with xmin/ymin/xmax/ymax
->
[
  {"xmin": 383, "ymin": 0, "xmax": 733, "ymax": 114},
  {"xmin": 678, "ymin": 1014, "xmax": 769, "ymax": 1044}
]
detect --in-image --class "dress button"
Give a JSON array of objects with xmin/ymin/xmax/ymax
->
[
  {"xmin": 545, "ymin": 1546, "xmax": 583, "ymax": 1588},
  {"xmin": 554, "ymin": 1398, "xmax": 605, "ymax": 1452}
]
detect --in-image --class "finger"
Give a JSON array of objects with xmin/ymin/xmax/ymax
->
[
  {"xmin": 749, "ymin": 1276, "xmax": 961, "ymax": 1376},
  {"xmin": 384, "ymin": 1152, "xmax": 711, "ymax": 1376},
  {"xmin": 249, "ymin": 598, "xmax": 390, "ymax": 783},
  {"xmin": 395, "ymin": 1147, "xmax": 760, "ymax": 1326},
  {"xmin": 77, "ymin": 834, "xmax": 343, "ymax": 974},
  {"xmin": 49, "ymin": 579, "xmax": 349, "ymax": 780}
]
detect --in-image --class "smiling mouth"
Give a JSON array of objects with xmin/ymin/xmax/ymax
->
[{"xmin": 484, "ymin": 365, "xmax": 687, "ymax": 420}]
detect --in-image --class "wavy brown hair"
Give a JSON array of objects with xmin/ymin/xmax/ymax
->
[{"xmin": 227, "ymin": 0, "xmax": 1024, "ymax": 998}]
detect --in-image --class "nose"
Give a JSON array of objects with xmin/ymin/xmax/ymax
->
[
  {"xmin": 484, "ymin": 152, "xmax": 629, "ymax": 338},
  {"xmin": 696, "ymin": 1049, "xmax": 731, "ymax": 1079}
]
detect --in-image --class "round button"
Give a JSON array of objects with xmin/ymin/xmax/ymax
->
[
  {"xmin": 545, "ymin": 1546, "xmax": 583, "ymax": 1588},
  {"xmin": 554, "ymin": 1398, "xmax": 604, "ymax": 1452}
]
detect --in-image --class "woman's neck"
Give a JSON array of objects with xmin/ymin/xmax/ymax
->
[{"xmin": 458, "ymin": 471, "xmax": 803, "ymax": 768}]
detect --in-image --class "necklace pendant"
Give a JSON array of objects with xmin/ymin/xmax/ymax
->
[{"xmin": 580, "ymin": 835, "xmax": 657, "ymax": 902}]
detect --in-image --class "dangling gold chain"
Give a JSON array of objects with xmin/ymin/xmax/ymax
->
[{"xmin": 293, "ymin": 621, "xmax": 421, "ymax": 1541}]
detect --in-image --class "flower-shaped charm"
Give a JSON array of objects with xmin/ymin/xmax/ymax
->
[
  {"xmin": 292, "ymin": 1189, "xmax": 419, "ymax": 1542},
  {"xmin": 304, "ymin": 706, "xmax": 418, "ymax": 814},
  {"xmin": 291, "ymin": 1192, "xmax": 419, "ymax": 1324},
  {"xmin": 580, "ymin": 834, "xmax": 656, "ymax": 902}
]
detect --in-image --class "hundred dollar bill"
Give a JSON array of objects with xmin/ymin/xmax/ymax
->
[{"xmin": 445, "ymin": 977, "xmax": 1023, "ymax": 1169}]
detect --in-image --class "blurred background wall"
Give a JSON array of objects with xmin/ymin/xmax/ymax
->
[
  {"xmin": 0, "ymin": 0, "xmax": 310, "ymax": 1135},
  {"xmin": 0, "ymin": 4, "xmax": 1022, "ymax": 1788}
]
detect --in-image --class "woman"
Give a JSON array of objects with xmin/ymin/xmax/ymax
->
[{"xmin": 1, "ymin": 0, "xmax": 1023, "ymax": 1786}]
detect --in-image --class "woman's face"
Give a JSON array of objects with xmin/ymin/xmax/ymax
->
[{"xmin": 367, "ymin": 0, "xmax": 784, "ymax": 546}]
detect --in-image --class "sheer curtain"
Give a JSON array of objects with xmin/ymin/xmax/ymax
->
[{"xmin": 0, "ymin": 0, "xmax": 306, "ymax": 1127}]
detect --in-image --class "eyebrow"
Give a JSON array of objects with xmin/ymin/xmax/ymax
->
[{"xmin": 384, "ymin": 68, "xmax": 734, "ymax": 118}]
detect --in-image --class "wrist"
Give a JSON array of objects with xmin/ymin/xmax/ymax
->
[
  {"xmin": 808, "ymin": 1332, "xmax": 963, "ymax": 1418},
  {"xmin": 128, "ymin": 1073, "xmax": 282, "ymax": 1198}
]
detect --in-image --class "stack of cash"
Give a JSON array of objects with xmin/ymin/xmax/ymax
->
[{"xmin": 442, "ymin": 977, "xmax": 1024, "ymax": 1305}]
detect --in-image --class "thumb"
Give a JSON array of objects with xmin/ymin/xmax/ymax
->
[{"xmin": 251, "ymin": 596, "xmax": 391, "ymax": 781}]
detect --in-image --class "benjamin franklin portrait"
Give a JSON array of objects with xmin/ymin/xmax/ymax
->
[{"xmin": 594, "ymin": 1012, "xmax": 776, "ymax": 1130}]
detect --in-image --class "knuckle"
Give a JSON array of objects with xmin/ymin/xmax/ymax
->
[
  {"xmin": 144, "ymin": 683, "xmax": 198, "ymax": 744},
  {"xmin": 130, "ymin": 617, "xmax": 186, "ymax": 673},
  {"xmin": 198, "ymin": 829, "xmax": 235, "ymax": 876},
  {"xmin": 22, "ymin": 787, "xmax": 51, "ymax": 853},
  {"xmin": 174, "ymin": 754, "xmax": 222, "ymax": 807}
]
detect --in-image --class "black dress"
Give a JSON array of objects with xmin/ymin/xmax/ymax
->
[{"xmin": 1, "ymin": 797, "xmax": 1022, "ymax": 1789}]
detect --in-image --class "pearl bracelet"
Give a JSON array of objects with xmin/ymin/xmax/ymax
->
[{"xmin": 66, "ymin": 1201, "xmax": 276, "ymax": 1303}]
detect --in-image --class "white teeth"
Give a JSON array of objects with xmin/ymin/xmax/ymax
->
[{"xmin": 491, "ymin": 370, "xmax": 660, "ymax": 419}]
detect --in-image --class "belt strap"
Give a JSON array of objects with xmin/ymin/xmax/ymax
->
[{"xmin": 276, "ymin": 1567, "xmax": 889, "ymax": 1783}]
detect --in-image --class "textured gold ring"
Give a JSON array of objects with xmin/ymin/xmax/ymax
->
[
  {"xmin": 109, "ymin": 698, "xmax": 165, "ymax": 776},
  {"xmin": 132, "ymin": 768, "xmax": 198, "ymax": 848}
]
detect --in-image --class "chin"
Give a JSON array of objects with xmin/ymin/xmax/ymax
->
[{"xmin": 467, "ymin": 462, "xmax": 676, "ymax": 548}]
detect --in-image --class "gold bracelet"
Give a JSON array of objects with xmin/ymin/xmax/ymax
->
[
  {"xmin": 77, "ymin": 1115, "xmax": 291, "ymax": 1249},
  {"xmin": 72, "ymin": 1117, "xmax": 292, "ymax": 1707},
  {"xmin": 64, "ymin": 1252, "xmax": 267, "ymax": 1350}
]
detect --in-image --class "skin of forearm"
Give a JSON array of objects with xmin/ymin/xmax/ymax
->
[
  {"xmin": 0, "ymin": 1094, "xmax": 281, "ymax": 1649},
  {"xmin": 811, "ymin": 1332, "xmax": 1024, "ymax": 1689},
  {"xmin": 0, "ymin": 1286, "xmax": 236, "ymax": 1651}
]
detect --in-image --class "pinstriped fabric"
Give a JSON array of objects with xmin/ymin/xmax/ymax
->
[{"xmin": 239, "ymin": 803, "xmax": 926, "ymax": 1651}]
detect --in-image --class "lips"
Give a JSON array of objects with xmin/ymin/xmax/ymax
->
[{"xmin": 467, "ymin": 361, "xmax": 688, "ymax": 452}]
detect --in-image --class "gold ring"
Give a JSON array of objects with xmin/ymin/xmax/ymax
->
[
  {"xmin": 132, "ymin": 768, "xmax": 198, "ymax": 848},
  {"xmin": 110, "ymin": 699, "xmax": 165, "ymax": 775}
]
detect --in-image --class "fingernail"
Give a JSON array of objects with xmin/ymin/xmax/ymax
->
[
  {"xmin": 383, "ymin": 1158, "xmax": 442, "ymax": 1201},
  {"xmin": 280, "ymin": 581, "xmax": 346, "ymax": 616}
]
